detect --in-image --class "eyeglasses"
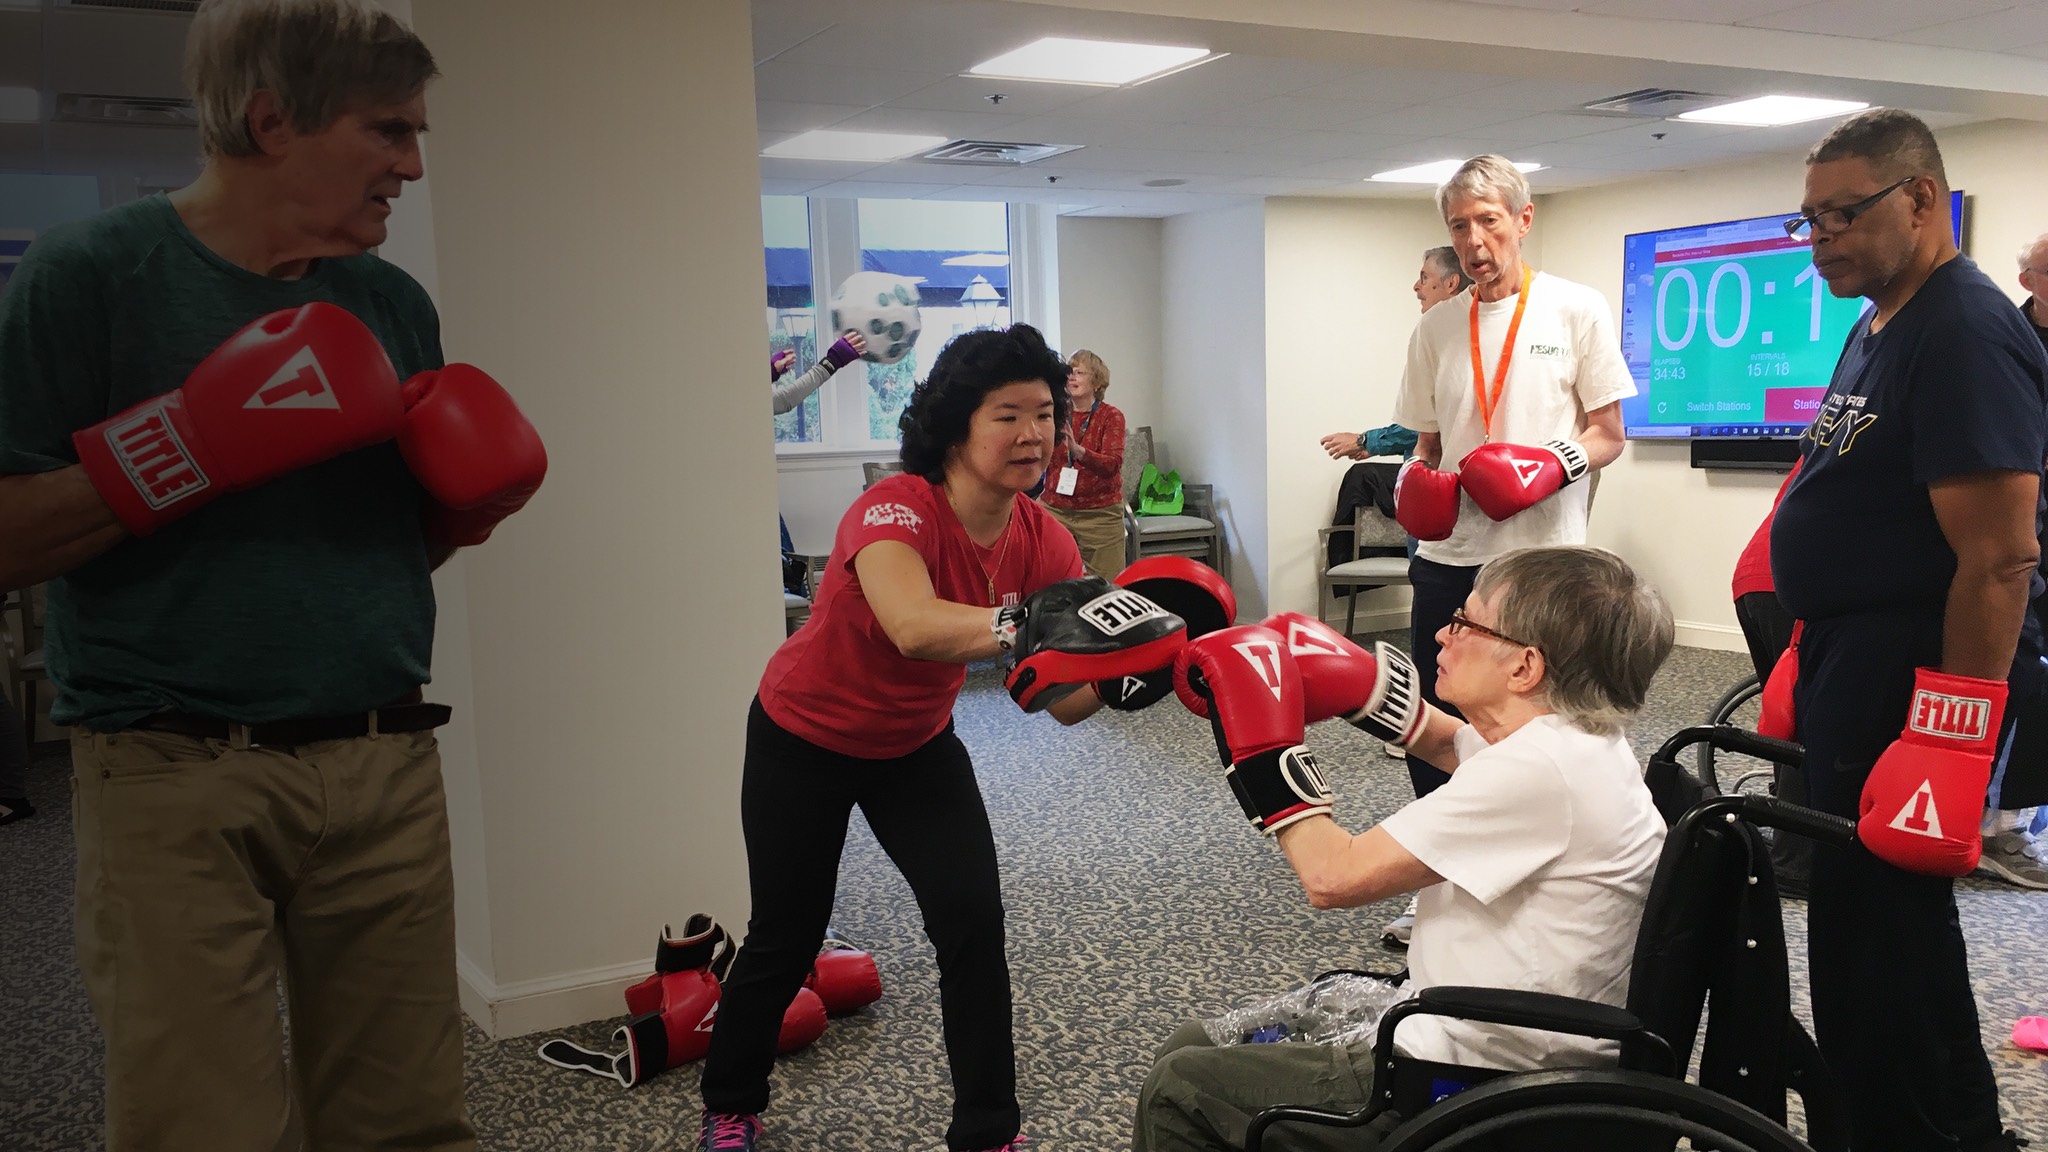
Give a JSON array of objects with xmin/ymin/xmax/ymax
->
[
  {"xmin": 1447, "ymin": 610, "xmax": 1538, "ymax": 652},
  {"xmin": 1783, "ymin": 177, "xmax": 1913, "ymax": 241}
]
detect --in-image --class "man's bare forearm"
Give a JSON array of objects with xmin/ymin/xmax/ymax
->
[
  {"xmin": 1942, "ymin": 560, "xmax": 2035, "ymax": 681},
  {"xmin": 0, "ymin": 467, "xmax": 125, "ymax": 589}
]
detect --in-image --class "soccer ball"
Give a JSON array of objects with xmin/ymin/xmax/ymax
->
[{"xmin": 830, "ymin": 271, "xmax": 922, "ymax": 366}]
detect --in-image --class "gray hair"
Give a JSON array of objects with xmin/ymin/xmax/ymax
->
[
  {"xmin": 2018, "ymin": 233, "xmax": 2048, "ymax": 272},
  {"xmin": 1436, "ymin": 154, "xmax": 1531, "ymax": 219},
  {"xmin": 1424, "ymin": 245, "xmax": 1473, "ymax": 290},
  {"xmin": 1806, "ymin": 108, "xmax": 1947, "ymax": 191},
  {"xmin": 188, "ymin": 0, "xmax": 438, "ymax": 159},
  {"xmin": 1473, "ymin": 546, "xmax": 1674, "ymax": 737}
]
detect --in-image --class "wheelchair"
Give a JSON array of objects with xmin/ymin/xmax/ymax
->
[{"xmin": 1242, "ymin": 725, "xmax": 1854, "ymax": 1152}]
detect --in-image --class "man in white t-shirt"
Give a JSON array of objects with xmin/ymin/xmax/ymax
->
[{"xmin": 1134, "ymin": 546, "xmax": 1673, "ymax": 1152}]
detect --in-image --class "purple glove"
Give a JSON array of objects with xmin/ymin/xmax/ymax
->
[{"xmin": 823, "ymin": 336, "xmax": 861, "ymax": 370}]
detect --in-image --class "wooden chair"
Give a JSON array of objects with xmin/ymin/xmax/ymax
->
[
  {"xmin": 1319, "ymin": 505, "xmax": 1411, "ymax": 639},
  {"xmin": 2, "ymin": 586, "xmax": 48, "ymax": 736},
  {"xmin": 1119, "ymin": 426, "xmax": 1226, "ymax": 579},
  {"xmin": 861, "ymin": 460, "xmax": 905, "ymax": 490}
]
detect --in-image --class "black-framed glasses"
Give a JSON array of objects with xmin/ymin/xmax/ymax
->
[
  {"xmin": 1783, "ymin": 177, "xmax": 1913, "ymax": 241},
  {"xmin": 1447, "ymin": 610, "xmax": 1538, "ymax": 652}
]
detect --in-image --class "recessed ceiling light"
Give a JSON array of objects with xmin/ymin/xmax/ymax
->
[
  {"xmin": 967, "ymin": 37, "xmax": 1220, "ymax": 87},
  {"xmin": 761, "ymin": 130, "xmax": 950, "ymax": 163},
  {"xmin": 1675, "ymin": 96, "xmax": 1868, "ymax": 127},
  {"xmin": 0, "ymin": 87, "xmax": 38, "ymax": 124},
  {"xmin": 1369, "ymin": 158, "xmax": 1545, "ymax": 184}
]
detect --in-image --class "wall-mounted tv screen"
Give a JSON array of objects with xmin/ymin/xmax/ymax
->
[{"xmin": 1619, "ymin": 190, "xmax": 1965, "ymax": 439}]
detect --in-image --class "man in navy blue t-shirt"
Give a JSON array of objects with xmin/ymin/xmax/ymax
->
[{"xmin": 1772, "ymin": 110, "xmax": 2046, "ymax": 1152}]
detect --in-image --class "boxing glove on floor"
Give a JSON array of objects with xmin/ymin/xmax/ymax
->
[
  {"xmin": 805, "ymin": 934, "xmax": 883, "ymax": 1015},
  {"xmin": 74, "ymin": 303, "xmax": 406, "ymax": 536}
]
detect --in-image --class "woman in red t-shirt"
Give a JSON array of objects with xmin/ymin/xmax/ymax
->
[
  {"xmin": 1041, "ymin": 349, "xmax": 1128, "ymax": 579},
  {"xmin": 700, "ymin": 325, "xmax": 1095, "ymax": 1152}
]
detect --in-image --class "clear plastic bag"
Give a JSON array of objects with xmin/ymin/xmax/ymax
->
[{"xmin": 1202, "ymin": 974, "xmax": 1410, "ymax": 1048}]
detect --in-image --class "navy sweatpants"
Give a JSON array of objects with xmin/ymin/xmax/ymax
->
[{"xmin": 1794, "ymin": 613, "xmax": 2019, "ymax": 1152}]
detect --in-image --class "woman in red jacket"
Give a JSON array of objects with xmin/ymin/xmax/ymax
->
[{"xmin": 1041, "ymin": 349, "xmax": 1128, "ymax": 579}]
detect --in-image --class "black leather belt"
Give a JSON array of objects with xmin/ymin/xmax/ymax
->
[{"xmin": 126, "ymin": 692, "xmax": 450, "ymax": 747}]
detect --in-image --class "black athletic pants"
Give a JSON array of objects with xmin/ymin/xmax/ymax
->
[
  {"xmin": 1796, "ymin": 614, "xmax": 2011, "ymax": 1152},
  {"xmin": 1404, "ymin": 556, "xmax": 1480, "ymax": 799},
  {"xmin": 1735, "ymin": 591, "xmax": 1812, "ymax": 888},
  {"xmin": 702, "ymin": 699, "xmax": 1018, "ymax": 1151}
]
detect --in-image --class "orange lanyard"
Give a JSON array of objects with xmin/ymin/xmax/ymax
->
[{"xmin": 1468, "ymin": 265, "xmax": 1533, "ymax": 439}]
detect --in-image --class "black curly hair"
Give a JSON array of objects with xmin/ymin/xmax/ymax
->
[{"xmin": 897, "ymin": 323, "xmax": 1070, "ymax": 482}]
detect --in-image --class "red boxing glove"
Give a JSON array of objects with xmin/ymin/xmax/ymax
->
[
  {"xmin": 778, "ymin": 986, "xmax": 829, "ymax": 1054},
  {"xmin": 1757, "ymin": 621, "xmax": 1801, "ymax": 742},
  {"xmin": 1175, "ymin": 625, "xmax": 1330, "ymax": 834},
  {"xmin": 1858, "ymin": 669, "xmax": 2006, "ymax": 877},
  {"xmin": 1393, "ymin": 458, "xmax": 1460, "ymax": 541},
  {"xmin": 74, "ymin": 303, "xmax": 405, "ymax": 536},
  {"xmin": 399, "ymin": 364, "xmax": 548, "ymax": 548},
  {"xmin": 1263, "ymin": 612, "xmax": 1428, "ymax": 748},
  {"xmin": 805, "ymin": 936, "xmax": 883, "ymax": 1015},
  {"xmin": 1457, "ymin": 439, "xmax": 1589, "ymax": 522}
]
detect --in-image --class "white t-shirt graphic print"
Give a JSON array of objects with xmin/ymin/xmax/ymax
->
[{"xmin": 1392, "ymin": 272, "xmax": 1635, "ymax": 567}]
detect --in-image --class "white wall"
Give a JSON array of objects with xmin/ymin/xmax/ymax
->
[
  {"xmin": 1162, "ymin": 203, "xmax": 1269, "ymax": 619},
  {"xmin": 1263, "ymin": 197, "xmax": 1452, "ymax": 626},
  {"xmin": 411, "ymin": 0, "xmax": 775, "ymax": 1036},
  {"xmin": 1058, "ymin": 215, "xmax": 1164, "ymax": 438},
  {"xmin": 1537, "ymin": 117, "xmax": 2048, "ymax": 648}
]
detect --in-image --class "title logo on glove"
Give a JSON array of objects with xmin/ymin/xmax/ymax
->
[
  {"xmin": 1078, "ymin": 588, "xmax": 1171, "ymax": 637},
  {"xmin": 1909, "ymin": 689, "xmax": 1991, "ymax": 742},
  {"xmin": 106, "ymin": 400, "xmax": 211, "ymax": 510},
  {"xmin": 862, "ymin": 502, "xmax": 924, "ymax": 532},
  {"xmin": 1232, "ymin": 638, "xmax": 1285, "ymax": 701},
  {"xmin": 245, "ymin": 346, "xmax": 340, "ymax": 410}
]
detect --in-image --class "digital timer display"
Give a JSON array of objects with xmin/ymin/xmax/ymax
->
[{"xmin": 1619, "ymin": 191, "xmax": 1965, "ymax": 439}]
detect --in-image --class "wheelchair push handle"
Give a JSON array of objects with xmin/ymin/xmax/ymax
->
[{"xmin": 1651, "ymin": 724, "xmax": 1802, "ymax": 770}]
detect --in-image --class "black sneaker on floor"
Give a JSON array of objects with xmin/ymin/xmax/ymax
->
[{"xmin": 0, "ymin": 797, "xmax": 34, "ymax": 826}]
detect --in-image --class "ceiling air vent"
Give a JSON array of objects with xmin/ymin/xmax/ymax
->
[
  {"xmin": 1581, "ymin": 88, "xmax": 1725, "ymax": 118},
  {"xmin": 917, "ymin": 140, "xmax": 1082, "ymax": 166},
  {"xmin": 58, "ymin": 0, "xmax": 203, "ymax": 12},
  {"xmin": 56, "ymin": 93, "xmax": 198, "ymax": 128}
]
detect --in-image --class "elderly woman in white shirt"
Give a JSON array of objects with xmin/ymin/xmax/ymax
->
[{"xmin": 1137, "ymin": 545, "xmax": 1676, "ymax": 1152}]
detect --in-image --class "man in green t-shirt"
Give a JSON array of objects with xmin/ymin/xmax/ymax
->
[{"xmin": 0, "ymin": 3, "xmax": 544, "ymax": 1148}]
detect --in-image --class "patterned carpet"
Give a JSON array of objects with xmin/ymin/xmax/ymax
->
[{"xmin": 4, "ymin": 639, "xmax": 2045, "ymax": 1150}]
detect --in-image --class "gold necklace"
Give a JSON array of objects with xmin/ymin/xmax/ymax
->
[{"xmin": 949, "ymin": 478, "xmax": 1015, "ymax": 606}]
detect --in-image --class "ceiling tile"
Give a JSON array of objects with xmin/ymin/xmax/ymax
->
[
  {"xmin": 1193, "ymin": 94, "xmax": 1410, "ymax": 131},
  {"xmin": 829, "ymin": 105, "xmax": 1035, "ymax": 139},
  {"xmin": 753, "ymin": 59, "xmax": 943, "ymax": 108},
  {"xmin": 753, "ymin": 100, "xmax": 869, "ymax": 133},
  {"xmin": 1223, "ymin": 130, "xmax": 1428, "ymax": 161},
  {"xmin": 885, "ymin": 75, "xmax": 1097, "ymax": 117},
  {"xmin": 1574, "ymin": 0, "xmax": 1816, "ymax": 20},
  {"xmin": 758, "ymin": 156, "xmax": 883, "ymax": 184},
  {"xmin": 1347, "ymin": 102, "xmax": 1533, "ymax": 137},
  {"xmin": 749, "ymin": 0, "xmax": 841, "ymax": 62},
  {"xmin": 1287, "ymin": 68, "xmax": 1517, "ymax": 107},
  {"xmin": 1473, "ymin": 111, "xmax": 1635, "ymax": 146},
  {"xmin": 1891, "ymin": 5, "xmax": 2048, "ymax": 48},
  {"xmin": 1740, "ymin": 0, "xmax": 2017, "ymax": 38},
  {"xmin": 1429, "ymin": 76, "xmax": 1648, "ymax": 112}
]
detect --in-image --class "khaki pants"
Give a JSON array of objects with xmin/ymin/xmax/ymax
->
[
  {"xmin": 72, "ymin": 726, "xmax": 476, "ymax": 1152},
  {"xmin": 1047, "ymin": 503, "xmax": 1128, "ymax": 580},
  {"xmin": 1133, "ymin": 1022, "xmax": 1393, "ymax": 1152}
]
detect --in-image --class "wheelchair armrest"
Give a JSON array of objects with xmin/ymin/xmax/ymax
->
[
  {"xmin": 1650, "ymin": 723, "xmax": 1802, "ymax": 770},
  {"xmin": 1378, "ymin": 987, "xmax": 1676, "ymax": 1078},
  {"xmin": 1314, "ymin": 966, "xmax": 1408, "ymax": 985}
]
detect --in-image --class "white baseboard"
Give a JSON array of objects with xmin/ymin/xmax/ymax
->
[
  {"xmin": 1673, "ymin": 620, "xmax": 1748, "ymax": 653},
  {"xmin": 457, "ymin": 950, "xmax": 649, "ymax": 1040}
]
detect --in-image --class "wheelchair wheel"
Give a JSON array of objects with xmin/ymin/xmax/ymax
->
[
  {"xmin": 1699, "ymin": 673, "xmax": 1776, "ymax": 800},
  {"xmin": 1375, "ymin": 1068, "xmax": 1813, "ymax": 1152}
]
